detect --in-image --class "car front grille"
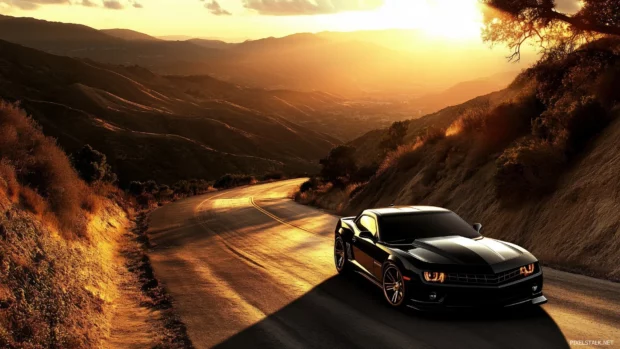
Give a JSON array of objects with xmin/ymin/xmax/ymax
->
[{"xmin": 446, "ymin": 268, "xmax": 523, "ymax": 285}]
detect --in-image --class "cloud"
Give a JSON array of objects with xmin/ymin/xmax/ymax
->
[
  {"xmin": 7, "ymin": 0, "xmax": 69, "ymax": 10},
  {"xmin": 201, "ymin": 0, "xmax": 231, "ymax": 15},
  {"xmin": 242, "ymin": 0, "xmax": 384, "ymax": 16},
  {"xmin": 80, "ymin": 0, "xmax": 97, "ymax": 7},
  {"xmin": 0, "ymin": 0, "xmax": 143, "ymax": 10},
  {"xmin": 103, "ymin": 0, "xmax": 123, "ymax": 9}
]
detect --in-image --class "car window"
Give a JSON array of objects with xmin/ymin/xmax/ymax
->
[
  {"xmin": 379, "ymin": 212, "xmax": 480, "ymax": 243},
  {"xmin": 358, "ymin": 215, "xmax": 378, "ymax": 237}
]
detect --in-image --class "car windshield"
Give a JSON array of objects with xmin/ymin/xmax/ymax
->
[{"xmin": 379, "ymin": 212, "xmax": 480, "ymax": 243}]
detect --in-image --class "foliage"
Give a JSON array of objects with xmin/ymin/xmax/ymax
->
[
  {"xmin": 300, "ymin": 178, "xmax": 316, "ymax": 193},
  {"xmin": 261, "ymin": 171, "xmax": 286, "ymax": 181},
  {"xmin": 73, "ymin": 144, "xmax": 117, "ymax": 184},
  {"xmin": 0, "ymin": 101, "xmax": 126, "ymax": 348},
  {"xmin": 319, "ymin": 145, "xmax": 358, "ymax": 185},
  {"xmin": 495, "ymin": 139, "xmax": 565, "ymax": 201},
  {"xmin": 351, "ymin": 163, "xmax": 379, "ymax": 182},
  {"xmin": 0, "ymin": 101, "xmax": 97, "ymax": 238},
  {"xmin": 213, "ymin": 174, "xmax": 256, "ymax": 189},
  {"xmin": 379, "ymin": 121, "xmax": 409, "ymax": 153},
  {"xmin": 482, "ymin": 0, "xmax": 620, "ymax": 61}
]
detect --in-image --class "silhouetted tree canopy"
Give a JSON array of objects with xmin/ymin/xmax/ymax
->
[
  {"xmin": 380, "ymin": 121, "xmax": 409, "ymax": 152},
  {"xmin": 73, "ymin": 144, "xmax": 117, "ymax": 184},
  {"xmin": 320, "ymin": 145, "xmax": 357, "ymax": 183},
  {"xmin": 482, "ymin": 0, "xmax": 620, "ymax": 61}
]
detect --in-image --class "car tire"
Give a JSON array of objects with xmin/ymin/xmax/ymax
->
[
  {"xmin": 382, "ymin": 262, "xmax": 407, "ymax": 308},
  {"xmin": 334, "ymin": 236, "xmax": 350, "ymax": 274}
]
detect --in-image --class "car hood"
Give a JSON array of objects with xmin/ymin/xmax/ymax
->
[{"xmin": 406, "ymin": 236, "xmax": 534, "ymax": 271}]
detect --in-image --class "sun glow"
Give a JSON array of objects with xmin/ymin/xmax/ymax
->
[
  {"xmin": 322, "ymin": 0, "xmax": 484, "ymax": 40},
  {"xmin": 380, "ymin": 0, "xmax": 483, "ymax": 39}
]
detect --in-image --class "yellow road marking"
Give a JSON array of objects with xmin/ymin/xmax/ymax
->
[{"xmin": 250, "ymin": 197, "xmax": 318, "ymax": 235}]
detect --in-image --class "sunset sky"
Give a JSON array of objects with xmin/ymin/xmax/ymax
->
[{"xmin": 0, "ymin": 0, "xmax": 580, "ymax": 41}]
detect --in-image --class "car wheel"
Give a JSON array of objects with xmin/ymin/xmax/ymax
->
[
  {"xmin": 334, "ymin": 236, "xmax": 349, "ymax": 274},
  {"xmin": 382, "ymin": 262, "xmax": 406, "ymax": 307}
]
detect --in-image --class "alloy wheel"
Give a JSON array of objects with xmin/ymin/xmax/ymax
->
[
  {"xmin": 334, "ymin": 238, "xmax": 346, "ymax": 271},
  {"xmin": 383, "ymin": 264, "xmax": 405, "ymax": 306}
]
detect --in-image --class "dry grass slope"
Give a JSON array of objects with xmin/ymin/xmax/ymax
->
[
  {"xmin": 299, "ymin": 40, "xmax": 620, "ymax": 280},
  {"xmin": 0, "ymin": 102, "xmax": 130, "ymax": 348}
]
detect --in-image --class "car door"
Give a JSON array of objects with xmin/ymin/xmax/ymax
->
[{"xmin": 353, "ymin": 215, "xmax": 379, "ymax": 276}]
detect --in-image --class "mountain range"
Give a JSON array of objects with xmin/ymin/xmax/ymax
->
[
  {"xmin": 0, "ymin": 39, "xmax": 343, "ymax": 184},
  {"xmin": 0, "ymin": 15, "xmax": 518, "ymax": 184},
  {"xmin": 0, "ymin": 14, "xmax": 524, "ymax": 96}
]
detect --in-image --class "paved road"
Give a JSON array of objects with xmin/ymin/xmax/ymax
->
[{"xmin": 148, "ymin": 179, "xmax": 620, "ymax": 349}]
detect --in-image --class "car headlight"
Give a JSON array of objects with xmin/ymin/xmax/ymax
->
[
  {"xmin": 423, "ymin": 271, "xmax": 445, "ymax": 283},
  {"xmin": 520, "ymin": 263, "xmax": 535, "ymax": 276}
]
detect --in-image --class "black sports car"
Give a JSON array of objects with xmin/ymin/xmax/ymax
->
[{"xmin": 334, "ymin": 206, "xmax": 547, "ymax": 310}]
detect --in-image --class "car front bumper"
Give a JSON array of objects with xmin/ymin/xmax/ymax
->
[{"xmin": 406, "ymin": 272, "xmax": 546, "ymax": 311}]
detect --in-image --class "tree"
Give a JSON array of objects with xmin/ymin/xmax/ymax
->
[
  {"xmin": 481, "ymin": 0, "xmax": 620, "ymax": 61},
  {"xmin": 380, "ymin": 121, "xmax": 409, "ymax": 153},
  {"xmin": 128, "ymin": 181, "xmax": 146, "ymax": 196},
  {"xmin": 73, "ymin": 144, "xmax": 117, "ymax": 184},
  {"xmin": 319, "ymin": 145, "xmax": 357, "ymax": 184}
]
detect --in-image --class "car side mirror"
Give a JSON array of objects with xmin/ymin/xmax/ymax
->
[
  {"xmin": 359, "ymin": 231, "xmax": 375, "ymax": 241},
  {"xmin": 473, "ymin": 223, "xmax": 482, "ymax": 233}
]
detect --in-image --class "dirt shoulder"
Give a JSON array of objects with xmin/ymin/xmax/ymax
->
[{"xmin": 107, "ymin": 212, "xmax": 193, "ymax": 349}]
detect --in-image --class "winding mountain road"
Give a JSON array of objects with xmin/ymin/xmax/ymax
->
[{"xmin": 147, "ymin": 179, "xmax": 619, "ymax": 349}]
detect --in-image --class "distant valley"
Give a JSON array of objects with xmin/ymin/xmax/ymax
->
[{"xmin": 0, "ymin": 14, "xmax": 517, "ymax": 185}]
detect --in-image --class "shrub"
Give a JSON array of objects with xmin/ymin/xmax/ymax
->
[
  {"xmin": 595, "ymin": 62, "xmax": 620, "ymax": 107},
  {"xmin": 0, "ymin": 101, "xmax": 96, "ymax": 239},
  {"xmin": 156, "ymin": 184, "xmax": 174, "ymax": 201},
  {"xmin": 172, "ymin": 180, "xmax": 191, "ymax": 195},
  {"xmin": 563, "ymin": 97, "xmax": 611, "ymax": 154},
  {"xmin": 128, "ymin": 181, "xmax": 146, "ymax": 196},
  {"xmin": 144, "ymin": 180, "xmax": 159, "ymax": 195},
  {"xmin": 261, "ymin": 171, "xmax": 286, "ymax": 181},
  {"xmin": 351, "ymin": 164, "xmax": 379, "ymax": 182},
  {"xmin": 347, "ymin": 182, "xmax": 367, "ymax": 199},
  {"xmin": 379, "ymin": 121, "xmax": 409, "ymax": 152},
  {"xmin": 19, "ymin": 187, "xmax": 47, "ymax": 215},
  {"xmin": 319, "ymin": 145, "xmax": 357, "ymax": 185},
  {"xmin": 445, "ymin": 106, "xmax": 488, "ymax": 136},
  {"xmin": 419, "ymin": 126, "xmax": 445, "ymax": 144},
  {"xmin": 213, "ymin": 174, "xmax": 256, "ymax": 189},
  {"xmin": 378, "ymin": 141, "xmax": 423, "ymax": 174},
  {"xmin": 495, "ymin": 139, "xmax": 566, "ymax": 202},
  {"xmin": 300, "ymin": 180, "xmax": 315, "ymax": 193},
  {"xmin": 0, "ymin": 161, "xmax": 19, "ymax": 202},
  {"xmin": 73, "ymin": 144, "xmax": 117, "ymax": 184}
]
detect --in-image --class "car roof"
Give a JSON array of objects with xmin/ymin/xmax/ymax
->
[{"xmin": 364, "ymin": 206, "xmax": 450, "ymax": 217}]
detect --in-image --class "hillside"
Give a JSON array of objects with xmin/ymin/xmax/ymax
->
[
  {"xmin": 299, "ymin": 39, "xmax": 620, "ymax": 280},
  {"xmin": 186, "ymin": 38, "xmax": 235, "ymax": 49},
  {"xmin": 0, "ymin": 15, "xmax": 220, "ymax": 68},
  {"xmin": 0, "ymin": 102, "xmax": 128, "ymax": 347},
  {"xmin": 0, "ymin": 40, "xmax": 343, "ymax": 184},
  {"xmin": 101, "ymin": 28, "xmax": 160, "ymax": 41}
]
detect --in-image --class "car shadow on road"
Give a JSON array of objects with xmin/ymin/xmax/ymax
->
[{"xmin": 213, "ymin": 273, "xmax": 569, "ymax": 349}]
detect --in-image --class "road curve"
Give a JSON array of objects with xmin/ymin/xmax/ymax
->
[{"xmin": 147, "ymin": 179, "xmax": 620, "ymax": 349}]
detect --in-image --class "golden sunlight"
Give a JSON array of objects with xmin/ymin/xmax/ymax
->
[{"xmin": 338, "ymin": 0, "xmax": 484, "ymax": 40}]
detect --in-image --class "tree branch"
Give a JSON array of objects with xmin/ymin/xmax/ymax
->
[{"xmin": 550, "ymin": 11, "xmax": 620, "ymax": 36}]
